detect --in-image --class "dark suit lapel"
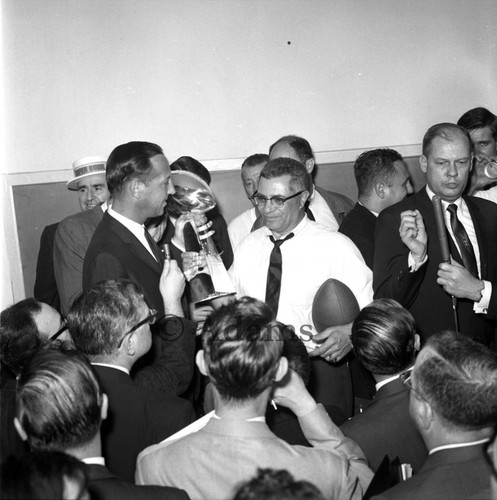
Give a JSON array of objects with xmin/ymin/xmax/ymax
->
[{"xmin": 105, "ymin": 213, "xmax": 163, "ymax": 274}]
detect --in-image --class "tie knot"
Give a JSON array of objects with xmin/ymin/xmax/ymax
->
[
  {"xmin": 446, "ymin": 204, "xmax": 458, "ymax": 216},
  {"xmin": 269, "ymin": 233, "xmax": 294, "ymax": 247}
]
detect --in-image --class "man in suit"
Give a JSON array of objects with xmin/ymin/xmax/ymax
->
[
  {"xmin": 34, "ymin": 156, "xmax": 110, "ymax": 312},
  {"xmin": 68, "ymin": 279, "xmax": 195, "ymax": 482},
  {"xmin": 83, "ymin": 141, "xmax": 197, "ymax": 395},
  {"xmin": 14, "ymin": 348, "xmax": 189, "ymax": 499},
  {"xmin": 268, "ymin": 134, "xmax": 354, "ymax": 229},
  {"xmin": 339, "ymin": 148, "xmax": 413, "ymax": 270},
  {"xmin": 0, "ymin": 298, "xmax": 68, "ymax": 463},
  {"xmin": 341, "ymin": 298, "xmax": 427, "ymax": 473},
  {"xmin": 374, "ymin": 331, "xmax": 497, "ymax": 499},
  {"xmin": 136, "ymin": 297, "xmax": 373, "ymax": 500},
  {"xmin": 374, "ymin": 123, "xmax": 497, "ymax": 345}
]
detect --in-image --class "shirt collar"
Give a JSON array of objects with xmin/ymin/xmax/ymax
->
[
  {"xmin": 91, "ymin": 362, "xmax": 130, "ymax": 375},
  {"xmin": 429, "ymin": 438, "xmax": 490, "ymax": 455},
  {"xmin": 375, "ymin": 366, "xmax": 413, "ymax": 391},
  {"xmin": 107, "ymin": 206, "xmax": 145, "ymax": 232},
  {"xmin": 264, "ymin": 214, "xmax": 308, "ymax": 241},
  {"xmin": 82, "ymin": 457, "xmax": 106, "ymax": 466}
]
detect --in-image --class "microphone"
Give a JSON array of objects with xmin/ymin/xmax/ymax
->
[{"xmin": 431, "ymin": 195, "xmax": 459, "ymax": 332}]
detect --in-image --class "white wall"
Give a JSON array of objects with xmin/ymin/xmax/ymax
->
[
  {"xmin": 3, "ymin": 0, "xmax": 496, "ymax": 175},
  {"xmin": 1, "ymin": 0, "xmax": 496, "ymax": 307}
]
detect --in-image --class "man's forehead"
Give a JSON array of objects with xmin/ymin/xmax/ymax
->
[
  {"xmin": 469, "ymin": 127, "xmax": 493, "ymax": 142},
  {"xmin": 77, "ymin": 173, "xmax": 107, "ymax": 188},
  {"xmin": 258, "ymin": 175, "xmax": 292, "ymax": 193},
  {"xmin": 428, "ymin": 135, "xmax": 471, "ymax": 157}
]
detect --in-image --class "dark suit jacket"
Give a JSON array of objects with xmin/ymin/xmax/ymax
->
[
  {"xmin": 94, "ymin": 366, "xmax": 196, "ymax": 483},
  {"xmin": 372, "ymin": 443, "xmax": 492, "ymax": 500},
  {"xmin": 87, "ymin": 462, "xmax": 190, "ymax": 499},
  {"xmin": 315, "ymin": 185, "xmax": 354, "ymax": 225},
  {"xmin": 83, "ymin": 213, "xmax": 197, "ymax": 395},
  {"xmin": 84, "ymin": 212, "xmax": 166, "ymax": 315},
  {"xmin": 374, "ymin": 190, "xmax": 497, "ymax": 344},
  {"xmin": 341, "ymin": 378, "xmax": 427, "ymax": 473},
  {"xmin": 339, "ymin": 202, "xmax": 377, "ymax": 270},
  {"xmin": 34, "ymin": 223, "xmax": 60, "ymax": 311},
  {"xmin": 54, "ymin": 205, "xmax": 104, "ymax": 314}
]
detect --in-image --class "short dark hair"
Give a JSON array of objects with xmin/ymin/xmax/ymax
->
[
  {"xmin": 234, "ymin": 468, "xmax": 325, "ymax": 500},
  {"xmin": 242, "ymin": 154, "xmax": 269, "ymax": 170},
  {"xmin": 351, "ymin": 298, "xmax": 417, "ymax": 375},
  {"xmin": 457, "ymin": 107, "xmax": 497, "ymax": 141},
  {"xmin": 106, "ymin": 141, "xmax": 164, "ymax": 196},
  {"xmin": 422, "ymin": 123, "xmax": 471, "ymax": 157},
  {"xmin": 68, "ymin": 279, "xmax": 144, "ymax": 360},
  {"xmin": 16, "ymin": 348, "xmax": 104, "ymax": 451},
  {"xmin": 0, "ymin": 298, "xmax": 44, "ymax": 375},
  {"xmin": 170, "ymin": 156, "xmax": 211, "ymax": 185},
  {"xmin": 354, "ymin": 148, "xmax": 404, "ymax": 197},
  {"xmin": 260, "ymin": 158, "xmax": 310, "ymax": 193},
  {"xmin": 0, "ymin": 450, "xmax": 89, "ymax": 500},
  {"xmin": 416, "ymin": 331, "xmax": 497, "ymax": 429},
  {"xmin": 269, "ymin": 135, "xmax": 314, "ymax": 164},
  {"xmin": 201, "ymin": 297, "xmax": 284, "ymax": 402}
]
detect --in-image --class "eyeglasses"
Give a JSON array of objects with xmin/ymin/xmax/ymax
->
[
  {"xmin": 117, "ymin": 309, "xmax": 159, "ymax": 349},
  {"xmin": 252, "ymin": 190, "xmax": 305, "ymax": 208},
  {"xmin": 50, "ymin": 317, "xmax": 68, "ymax": 341}
]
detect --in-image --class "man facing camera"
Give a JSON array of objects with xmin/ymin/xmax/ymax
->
[
  {"xmin": 68, "ymin": 279, "xmax": 196, "ymax": 483},
  {"xmin": 373, "ymin": 331, "xmax": 497, "ymax": 500},
  {"xmin": 136, "ymin": 297, "xmax": 373, "ymax": 500},
  {"xmin": 14, "ymin": 348, "xmax": 189, "ymax": 499},
  {"xmin": 374, "ymin": 123, "xmax": 497, "ymax": 345}
]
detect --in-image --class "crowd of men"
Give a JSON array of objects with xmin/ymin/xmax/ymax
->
[{"xmin": 1, "ymin": 106, "xmax": 497, "ymax": 499}]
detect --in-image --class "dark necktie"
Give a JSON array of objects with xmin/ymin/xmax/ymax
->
[
  {"xmin": 304, "ymin": 200, "xmax": 315, "ymax": 221},
  {"xmin": 265, "ymin": 233, "xmax": 294, "ymax": 317},
  {"xmin": 446, "ymin": 204, "xmax": 478, "ymax": 277},
  {"xmin": 144, "ymin": 228, "xmax": 164, "ymax": 265}
]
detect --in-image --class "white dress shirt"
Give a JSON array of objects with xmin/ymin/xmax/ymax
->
[
  {"xmin": 231, "ymin": 216, "xmax": 373, "ymax": 349},
  {"xmin": 227, "ymin": 207, "xmax": 257, "ymax": 252},
  {"xmin": 107, "ymin": 207, "xmax": 157, "ymax": 261}
]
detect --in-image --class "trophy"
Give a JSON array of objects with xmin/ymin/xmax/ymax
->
[{"xmin": 168, "ymin": 170, "xmax": 236, "ymax": 305}]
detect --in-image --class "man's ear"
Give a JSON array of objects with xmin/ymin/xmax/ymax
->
[
  {"xmin": 411, "ymin": 392, "xmax": 433, "ymax": 433},
  {"xmin": 14, "ymin": 417, "xmax": 28, "ymax": 442},
  {"xmin": 305, "ymin": 158, "xmax": 315, "ymax": 175},
  {"xmin": 100, "ymin": 393, "xmax": 108, "ymax": 421},
  {"xmin": 129, "ymin": 178, "xmax": 144, "ymax": 199},
  {"xmin": 374, "ymin": 181, "xmax": 386, "ymax": 199},
  {"xmin": 419, "ymin": 154, "xmax": 428, "ymax": 174},
  {"xmin": 125, "ymin": 333, "xmax": 137, "ymax": 357},
  {"xmin": 299, "ymin": 190, "xmax": 310, "ymax": 209},
  {"xmin": 196, "ymin": 350, "xmax": 208, "ymax": 376},
  {"xmin": 414, "ymin": 333, "xmax": 421, "ymax": 352},
  {"xmin": 274, "ymin": 356, "xmax": 288, "ymax": 383}
]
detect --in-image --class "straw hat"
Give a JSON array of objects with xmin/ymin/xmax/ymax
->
[{"xmin": 66, "ymin": 156, "xmax": 107, "ymax": 190}]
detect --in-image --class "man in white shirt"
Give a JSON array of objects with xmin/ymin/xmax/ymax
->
[
  {"xmin": 231, "ymin": 157, "xmax": 373, "ymax": 419},
  {"xmin": 268, "ymin": 134, "xmax": 354, "ymax": 229},
  {"xmin": 374, "ymin": 331, "xmax": 497, "ymax": 500},
  {"xmin": 374, "ymin": 123, "xmax": 497, "ymax": 346},
  {"xmin": 457, "ymin": 107, "xmax": 497, "ymax": 203},
  {"xmin": 227, "ymin": 153, "xmax": 268, "ymax": 250}
]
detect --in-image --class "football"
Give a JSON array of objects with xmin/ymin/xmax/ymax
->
[{"xmin": 312, "ymin": 278, "xmax": 360, "ymax": 332}]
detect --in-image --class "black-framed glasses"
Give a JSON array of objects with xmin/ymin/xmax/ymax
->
[
  {"xmin": 50, "ymin": 316, "xmax": 68, "ymax": 341},
  {"xmin": 117, "ymin": 309, "xmax": 159, "ymax": 349},
  {"xmin": 252, "ymin": 190, "xmax": 305, "ymax": 209}
]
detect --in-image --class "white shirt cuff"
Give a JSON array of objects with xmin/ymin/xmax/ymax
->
[
  {"xmin": 474, "ymin": 280, "xmax": 492, "ymax": 314},
  {"xmin": 408, "ymin": 252, "xmax": 428, "ymax": 272}
]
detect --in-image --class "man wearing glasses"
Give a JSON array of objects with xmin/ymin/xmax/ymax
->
[
  {"xmin": 375, "ymin": 331, "xmax": 497, "ymax": 500},
  {"xmin": 68, "ymin": 279, "xmax": 196, "ymax": 484},
  {"xmin": 0, "ymin": 298, "xmax": 70, "ymax": 463},
  {"xmin": 231, "ymin": 157, "xmax": 372, "ymax": 420}
]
